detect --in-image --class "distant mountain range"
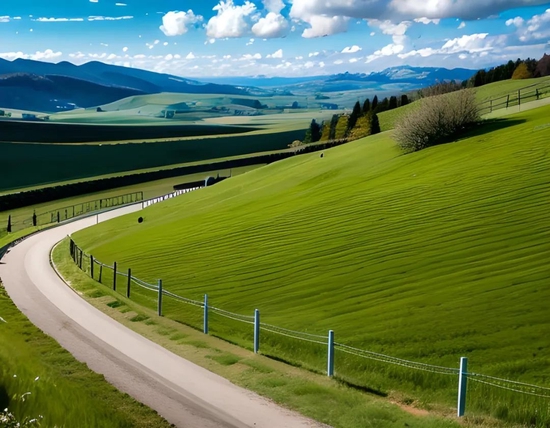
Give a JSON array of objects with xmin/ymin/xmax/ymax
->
[{"xmin": 0, "ymin": 58, "xmax": 477, "ymax": 112}]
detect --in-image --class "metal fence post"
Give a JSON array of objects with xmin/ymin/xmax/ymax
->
[
  {"xmin": 254, "ymin": 309, "xmax": 260, "ymax": 354},
  {"xmin": 90, "ymin": 255, "xmax": 94, "ymax": 278},
  {"xmin": 328, "ymin": 330, "xmax": 335, "ymax": 377},
  {"xmin": 203, "ymin": 294, "xmax": 209, "ymax": 334},
  {"xmin": 127, "ymin": 268, "xmax": 131, "ymax": 298},
  {"xmin": 157, "ymin": 279, "xmax": 163, "ymax": 316},
  {"xmin": 113, "ymin": 262, "xmax": 117, "ymax": 291},
  {"xmin": 99, "ymin": 265, "xmax": 103, "ymax": 283},
  {"xmin": 457, "ymin": 357, "xmax": 468, "ymax": 417}
]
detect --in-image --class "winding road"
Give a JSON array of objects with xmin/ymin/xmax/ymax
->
[{"xmin": 0, "ymin": 205, "xmax": 322, "ymax": 428}]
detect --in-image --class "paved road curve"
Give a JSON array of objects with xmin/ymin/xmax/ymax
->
[{"xmin": 0, "ymin": 205, "xmax": 322, "ymax": 428}]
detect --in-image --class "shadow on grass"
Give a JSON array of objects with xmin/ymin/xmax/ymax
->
[
  {"xmin": 334, "ymin": 377, "xmax": 388, "ymax": 398},
  {"xmin": 460, "ymin": 118, "xmax": 527, "ymax": 140}
]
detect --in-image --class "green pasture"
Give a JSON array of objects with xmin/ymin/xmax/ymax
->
[
  {"xmin": 0, "ymin": 128, "xmax": 301, "ymax": 191},
  {"xmin": 73, "ymin": 104, "xmax": 550, "ymax": 425},
  {"xmin": 0, "ymin": 282, "xmax": 170, "ymax": 427},
  {"xmin": 0, "ymin": 165, "xmax": 261, "ymax": 239}
]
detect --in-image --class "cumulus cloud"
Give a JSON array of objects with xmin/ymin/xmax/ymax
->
[
  {"xmin": 517, "ymin": 8, "xmax": 550, "ymax": 41},
  {"xmin": 414, "ymin": 17, "xmax": 440, "ymax": 25},
  {"xmin": 252, "ymin": 11, "xmax": 289, "ymax": 38},
  {"xmin": 368, "ymin": 19, "xmax": 411, "ymax": 45},
  {"xmin": 263, "ymin": 0, "xmax": 285, "ymax": 14},
  {"xmin": 267, "ymin": 48, "xmax": 283, "ymax": 58},
  {"xmin": 186, "ymin": 51, "xmax": 196, "ymax": 59},
  {"xmin": 122, "ymin": 46, "xmax": 128, "ymax": 52},
  {"xmin": 366, "ymin": 43, "xmax": 405, "ymax": 62},
  {"xmin": 160, "ymin": 10, "xmax": 203, "ymax": 36},
  {"xmin": 341, "ymin": 45, "xmax": 362, "ymax": 53},
  {"xmin": 506, "ymin": 16, "xmax": 524, "ymax": 26},
  {"xmin": 301, "ymin": 15, "xmax": 349, "ymax": 38},
  {"xmin": 458, "ymin": 21, "xmax": 466, "ymax": 29},
  {"xmin": 206, "ymin": 0, "xmax": 257, "ymax": 39},
  {"xmin": 0, "ymin": 16, "xmax": 12, "ymax": 22}
]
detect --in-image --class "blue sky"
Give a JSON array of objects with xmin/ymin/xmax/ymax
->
[{"xmin": 1, "ymin": 0, "xmax": 549, "ymax": 77}]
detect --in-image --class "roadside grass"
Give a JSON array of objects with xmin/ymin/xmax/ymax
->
[
  {"xmin": 0, "ymin": 282, "xmax": 170, "ymax": 427},
  {"xmin": 72, "ymin": 104, "xmax": 550, "ymax": 425},
  {"xmin": 53, "ymin": 241, "xmax": 462, "ymax": 428}
]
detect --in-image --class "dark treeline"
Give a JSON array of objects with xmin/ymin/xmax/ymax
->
[
  {"xmin": 464, "ymin": 53, "xmax": 550, "ymax": 88},
  {"xmin": 1, "ymin": 141, "xmax": 346, "ymax": 213}
]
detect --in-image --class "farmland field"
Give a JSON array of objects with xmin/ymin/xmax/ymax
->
[{"xmin": 72, "ymin": 104, "xmax": 550, "ymax": 423}]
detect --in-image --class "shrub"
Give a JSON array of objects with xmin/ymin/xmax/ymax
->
[{"xmin": 394, "ymin": 89, "xmax": 480, "ymax": 153}]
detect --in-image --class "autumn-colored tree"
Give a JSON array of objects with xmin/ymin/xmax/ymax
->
[
  {"xmin": 512, "ymin": 62, "xmax": 533, "ymax": 80},
  {"xmin": 534, "ymin": 53, "xmax": 550, "ymax": 77}
]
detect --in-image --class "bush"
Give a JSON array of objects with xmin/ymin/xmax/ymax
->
[{"xmin": 394, "ymin": 89, "xmax": 480, "ymax": 153}]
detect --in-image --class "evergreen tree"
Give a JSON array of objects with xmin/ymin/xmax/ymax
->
[
  {"xmin": 369, "ymin": 111, "xmax": 381, "ymax": 135},
  {"xmin": 400, "ymin": 94, "xmax": 409, "ymax": 107},
  {"xmin": 388, "ymin": 96, "xmax": 398, "ymax": 110},
  {"xmin": 7, "ymin": 215, "xmax": 11, "ymax": 233},
  {"xmin": 304, "ymin": 119, "xmax": 321, "ymax": 143},
  {"xmin": 362, "ymin": 98, "xmax": 371, "ymax": 114},
  {"xmin": 328, "ymin": 114, "xmax": 339, "ymax": 140},
  {"xmin": 347, "ymin": 101, "xmax": 362, "ymax": 133},
  {"xmin": 371, "ymin": 95, "xmax": 379, "ymax": 112},
  {"xmin": 377, "ymin": 97, "xmax": 389, "ymax": 113}
]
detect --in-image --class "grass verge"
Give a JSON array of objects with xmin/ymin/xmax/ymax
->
[
  {"xmin": 53, "ymin": 238, "xmax": 464, "ymax": 428},
  {"xmin": 0, "ymin": 280, "xmax": 171, "ymax": 427}
]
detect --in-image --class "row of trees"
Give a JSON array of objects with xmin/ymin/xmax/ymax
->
[
  {"xmin": 465, "ymin": 53, "xmax": 550, "ymax": 88},
  {"xmin": 303, "ymin": 93, "xmax": 410, "ymax": 144}
]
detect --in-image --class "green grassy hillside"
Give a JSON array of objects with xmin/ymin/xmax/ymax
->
[{"xmin": 75, "ymin": 102, "xmax": 550, "ymax": 376}]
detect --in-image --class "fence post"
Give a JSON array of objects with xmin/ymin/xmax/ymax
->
[
  {"xmin": 79, "ymin": 250, "xmax": 83, "ymax": 269},
  {"xmin": 518, "ymin": 90, "xmax": 521, "ymax": 107},
  {"xmin": 327, "ymin": 330, "xmax": 335, "ymax": 377},
  {"xmin": 113, "ymin": 262, "xmax": 117, "ymax": 291},
  {"xmin": 536, "ymin": 88, "xmax": 540, "ymax": 100},
  {"xmin": 157, "ymin": 279, "xmax": 163, "ymax": 316},
  {"xmin": 127, "ymin": 268, "xmax": 131, "ymax": 298},
  {"xmin": 99, "ymin": 265, "xmax": 103, "ymax": 283},
  {"xmin": 457, "ymin": 357, "xmax": 468, "ymax": 417},
  {"xmin": 203, "ymin": 294, "xmax": 209, "ymax": 334},
  {"xmin": 254, "ymin": 309, "xmax": 260, "ymax": 354},
  {"xmin": 90, "ymin": 255, "xmax": 94, "ymax": 278}
]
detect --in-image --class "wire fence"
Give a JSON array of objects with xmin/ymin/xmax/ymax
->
[
  {"xmin": 2, "ymin": 191, "xmax": 144, "ymax": 235},
  {"xmin": 68, "ymin": 234, "xmax": 550, "ymax": 425},
  {"xmin": 478, "ymin": 81, "xmax": 550, "ymax": 115}
]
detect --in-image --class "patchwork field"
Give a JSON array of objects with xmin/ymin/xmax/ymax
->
[{"xmin": 72, "ymin": 104, "xmax": 550, "ymax": 423}]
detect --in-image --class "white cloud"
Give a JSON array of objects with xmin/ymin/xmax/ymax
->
[
  {"xmin": 252, "ymin": 11, "xmax": 289, "ymax": 38},
  {"xmin": 115, "ymin": 3, "xmax": 127, "ymax": 6},
  {"xmin": 414, "ymin": 17, "xmax": 440, "ymax": 25},
  {"xmin": 34, "ymin": 17, "xmax": 85, "ymax": 22},
  {"xmin": 206, "ymin": 0, "xmax": 257, "ymax": 39},
  {"xmin": 89, "ymin": 0, "xmax": 98, "ymax": 2},
  {"xmin": 186, "ymin": 51, "xmax": 196, "ymax": 59},
  {"xmin": 267, "ymin": 48, "xmax": 283, "ymax": 58},
  {"xmin": 308, "ymin": 51, "xmax": 319, "ymax": 57},
  {"xmin": 341, "ymin": 45, "xmax": 362, "ymax": 54},
  {"xmin": 458, "ymin": 21, "xmax": 466, "ymax": 29},
  {"xmin": 88, "ymin": 16, "xmax": 133, "ymax": 21},
  {"xmin": 165, "ymin": 54, "xmax": 174, "ymax": 60},
  {"xmin": 263, "ymin": 0, "xmax": 285, "ymax": 14},
  {"xmin": 0, "ymin": 16, "xmax": 11, "ymax": 23},
  {"xmin": 301, "ymin": 15, "xmax": 349, "ymax": 38},
  {"xmin": 122, "ymin": 46, "xmax": 128, "ymax": 52},
  {"xmin": 246, "ymin": 38, "xmax": 255, "ymax": 45},
  {"xmin": 368, "ymin": 19, "xmax": 411, "ymax": 45},
  {"xmin": 506, "ymin": 16, "xmax": 524, "ymax": 27},
  {"xmin": 366, "ymin": 43, "xmax": 405, "ymax": 62},
  {"xmin": 0, "ymin": 49, "xmax": 63, "ymax": 61},
  {"xmin": 517, "ymin": 9, "xmax": 550, "ymax": 41},
  {"xmin": 240, "ymin": 53, "xmax": 262, "ymax": 60},
  {"xmin": 441, "ymin": 33, "xmax": 492, "ymax": 53},
  {"xmin": 160, "ymin": 10, "xmax": 203, "ymax": 36}
]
